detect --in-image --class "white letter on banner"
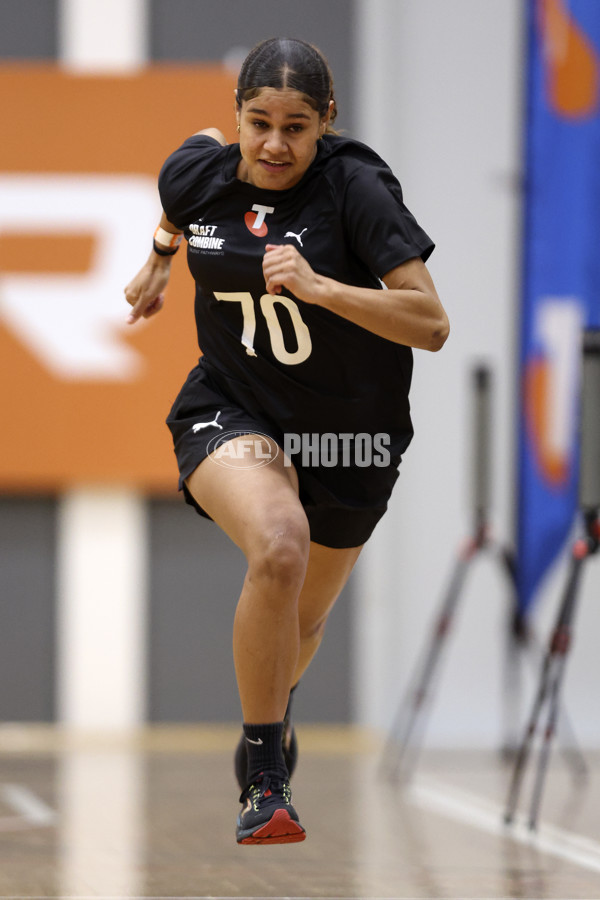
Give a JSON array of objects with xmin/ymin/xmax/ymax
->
[
  {"xmin": 536, "ymin": 298, "xmax": 583, "ymax": 464},
  {"xmin": 0, "ymin": 174, "xmax": 159, "ymax": 380}
]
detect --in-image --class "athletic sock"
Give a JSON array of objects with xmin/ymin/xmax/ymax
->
[{"xmin": 243, "ymin": 721, "xmax": 288, "ymax": 784}]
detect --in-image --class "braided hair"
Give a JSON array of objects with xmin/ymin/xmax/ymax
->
[{"xmin": 236, "ymin": 38, "xmax": 338, "ymax": 131}]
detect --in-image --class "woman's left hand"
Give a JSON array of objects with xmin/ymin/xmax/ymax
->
[{"xmin": 262, "ymin": 244, "xmax": 324, "ymax": 303}]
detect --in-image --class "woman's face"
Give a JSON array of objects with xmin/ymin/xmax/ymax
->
[{"xmin": 236, "ymin": 87, "xmax": 328, "ymax": 191}]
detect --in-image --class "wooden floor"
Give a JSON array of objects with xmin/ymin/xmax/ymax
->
[{"xmin": 0, "ymin": 725, "xmax": 599, "ymax": 899}]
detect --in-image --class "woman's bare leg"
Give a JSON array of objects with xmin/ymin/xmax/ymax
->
[
  {"xmin": 187, "ymin": 436, "xmax": 362, "ymax": 723},
  {"xmin": 293, "ymin": 542, "xmax": 362, "ymax": 686},
  {"xmin": 185, "ymin": 435, "xmax": 309, "ymax": 723}
]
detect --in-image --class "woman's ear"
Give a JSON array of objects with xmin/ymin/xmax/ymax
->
[{"xmin": 320, "ymin": 99, "xmax": 335, "ymax": 135}]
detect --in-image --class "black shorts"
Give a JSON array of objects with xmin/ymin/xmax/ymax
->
[{"xmin": 166, "ymin": 359, "xmax": 403, "ymax": 549}]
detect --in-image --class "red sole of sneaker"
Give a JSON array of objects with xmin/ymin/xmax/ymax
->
[{"xmin": 239, "ymin": 808, "xmax": 306, "ymax": 845}]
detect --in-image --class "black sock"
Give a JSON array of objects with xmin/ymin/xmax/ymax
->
[{"xmin": 243, "ymin": 721, "xmax": 288, "ymax": 784}]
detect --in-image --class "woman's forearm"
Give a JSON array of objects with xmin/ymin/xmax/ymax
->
[{"xmin": 314, "ymin": 276, "xmax": 449, "ymax": 351}]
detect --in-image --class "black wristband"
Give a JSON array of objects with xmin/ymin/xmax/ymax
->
[{"xmin": 152, "ymin": 238, "xmax": 179, "ymax": 257}]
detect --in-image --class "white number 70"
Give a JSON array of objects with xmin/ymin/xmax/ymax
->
[{"xmin": 214, "ymin": 291, "xmax": 312, "ymax": 366}]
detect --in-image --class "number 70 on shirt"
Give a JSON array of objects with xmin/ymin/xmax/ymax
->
[{"xmin": 214, "ymin": 291, "xmax": 312, "ymax": 366}]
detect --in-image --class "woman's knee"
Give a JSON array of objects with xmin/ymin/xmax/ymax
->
[
  {"xmin": 247, "ymin": 511, "xmax": 310, "ymax": 592},
  {"xmin": 299, "ymin": 614, "xmax": 328, "ymax": 643}
]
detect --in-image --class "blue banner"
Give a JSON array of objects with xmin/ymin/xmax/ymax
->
[{"xmin": 518, "ymin": 0, "xmax": 600, "ymax": 613}]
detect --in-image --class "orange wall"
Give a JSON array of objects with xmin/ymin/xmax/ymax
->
[{"xmin": 0, "ymin": 65, "xmax": 237, "ymax": 490}]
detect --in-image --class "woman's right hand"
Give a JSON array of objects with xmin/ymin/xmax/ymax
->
[{"xmin": 124, "ymin": 254, "xmax": 173, "ymax": 324}]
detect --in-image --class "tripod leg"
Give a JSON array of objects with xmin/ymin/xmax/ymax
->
[
  {"xmin": 501, "ymin": 604, "xmax": 528, "ymax": 759},
  {"xmin": 500, "ymin": 541, "xmax": 587, "ymax": 775},
  {"xmin": 504, "ymin": 645, "xmax": 554, "ymax": 824},
  {"xmin": 381, "ymin": 545, "xmax": 474, "ymax": 781},
  {"xmin": 524, "ymin": 629, "xmax": 588, "ymax": 778},
  {"xmin": 528, "ymin": 653, "xmax": 566, "ymax": 829},
  {"xmin": 495, "ymin": 546, "xmax": 530, "ymax": 758},
  {"xmin": 504, "ymin": 548, "xmax": 586, "ymax": 825},
  {"xmin": 527, "ymin": 550, "xmax": 587, "ymax": 828}
]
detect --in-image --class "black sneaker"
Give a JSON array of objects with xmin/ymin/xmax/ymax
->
[
  {"xmin": 234, "ymin": 721, "xmax": 298, "ymax": 790},
  {"xmin": 236, "ymin": 772, "xmax": 306, "ymax": 844}
]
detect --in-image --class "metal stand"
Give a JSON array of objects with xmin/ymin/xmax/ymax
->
[
  {"xmin": 503, "ymin": 513, "xmax": 599, "ymax": 829},
  {"xmin": 381, "ymin": 364, "xmax": 588, "ymax": 782},
  {"xmin": 380, "ymin": 366, "xmax": 520, "ymax": 781},
  {"xmin": 504, "ymin": 328, "xmax": 600, "ymax": 829},
  {"xmin": 380, "ymin": 527, "xmax": 519, "ymax": 781}
]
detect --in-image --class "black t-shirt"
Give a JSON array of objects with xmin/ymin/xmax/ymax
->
[{"xmin": 159, "ymin": 133, "xmax": 434, "ymax": 457}]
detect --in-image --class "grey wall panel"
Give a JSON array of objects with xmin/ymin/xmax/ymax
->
[
  {"xmin": 148, "ymin": 498, "xmax": 245, "ymax": 722},
  {"xmin": 149, "ymin": 0, "xmax": 355, "ymax": 132},
  {"xmin": 148, "ymin": 497, "xmax": 352, "ymax": 722},
  {"xmin": 0, "ymin": 0, "xmax": 58, "ymax": 59},
  {"xmin": 0, "ymin": 498, "xmax": 56, "ymax": 721}
]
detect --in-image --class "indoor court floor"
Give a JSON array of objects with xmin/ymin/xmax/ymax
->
[{"xmin": 0, "ymin": 725, "xmax": 599, "ymax": 899}]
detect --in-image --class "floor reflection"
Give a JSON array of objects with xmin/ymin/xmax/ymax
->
[
  {"xmin": 58, "ymin": 746, "xmax": 144, "ymax": 896},
  {"xmin": 0, "ymin": 729, "xmax": 598, "ymax": 898}
]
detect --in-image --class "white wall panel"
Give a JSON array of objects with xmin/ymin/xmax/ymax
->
[
  {"xmin": 55, "ymin": 0, "xmax": 149, "ymax": 732},
  {"xmin": 354, "ymin": 0, "xmax": 528, "ymax": 744},
  {"xmin": 57, "ymin": 489, "xmax": 148, "ymax": 729},
  {"xmin": 59, "ymin": 0, "xmax": 147, "ymax": 71},
  {"xmin": 355, "ymin": 0, "xmax": 600, "ymax": 747}
]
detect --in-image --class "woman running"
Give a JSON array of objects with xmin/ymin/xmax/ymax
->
[{"xmin": 125, "ymin": 36, "xmax": 449, "ymax": 845}]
